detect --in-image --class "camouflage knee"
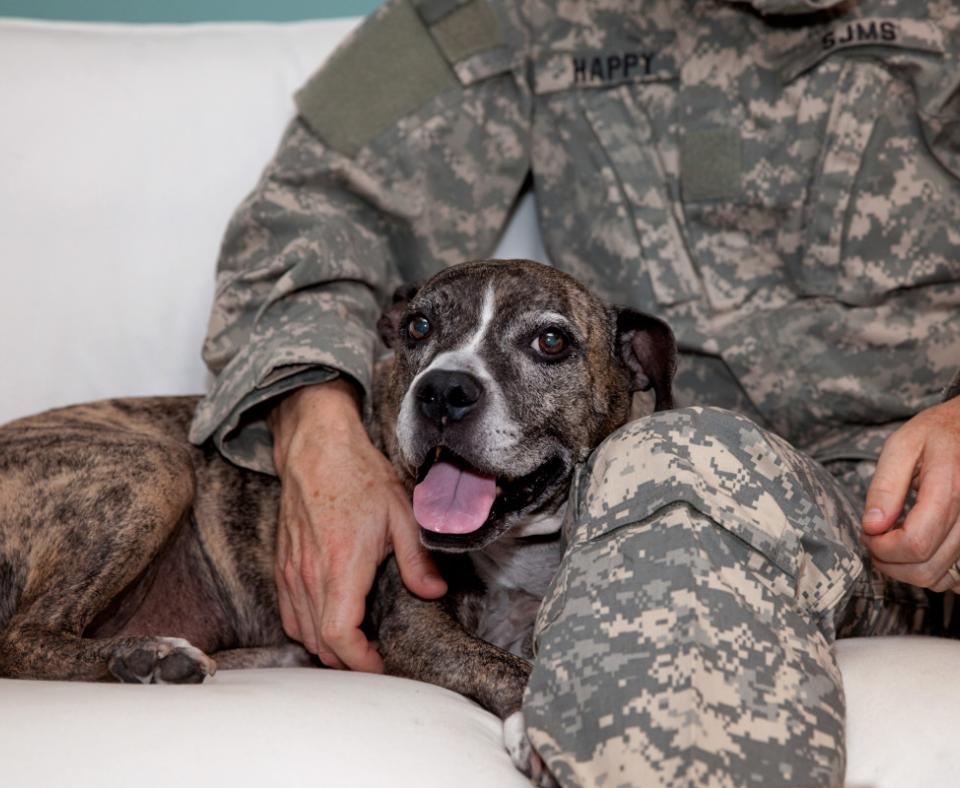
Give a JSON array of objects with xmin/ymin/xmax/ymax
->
[
  {"xmin": 522, "ymin": 408, "xmax": 865, "ymax": 785},
  {"xmin": 558, "ymin": 406, "xmax": 865, "ymax": 621}
]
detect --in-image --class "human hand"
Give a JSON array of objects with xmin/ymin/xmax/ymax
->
[
  {"xmin": 268, "ymin": 380, "xmax": 447, "ymax": 671},
  {"xmin": 861, "ymin": 396, "xmax": 960, "ymax": 591}
]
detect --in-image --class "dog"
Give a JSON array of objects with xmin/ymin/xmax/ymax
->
[{"xmin": 0, "ymin": 259, "xmax": 675, "ymax": 781}]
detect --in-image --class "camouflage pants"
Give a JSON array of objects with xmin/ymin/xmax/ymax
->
[{"xmin": 523, "ymin": 407, "xmax": 931, "ymax": 787}]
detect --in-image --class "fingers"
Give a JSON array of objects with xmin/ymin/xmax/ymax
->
[
  {"xmin": 275, "ymin": 496, "xmax": 325, "ymax": 661},
  {"xmin": 269, "ymin": 408, "xmax": 413, "ymax": 673},
  {"xmin": 317, "ymin": 565, "xmax": 384, "ymax": 674},
  {"xmin": 278, "ymin": 527, "xmax": 375, "ymax": 670},
  {"xmin": 864, "ymin": 457, "xmax": 960, "ymax": 588},
  {"xmin": 391, "ymin": 501, "xmax": 447, "ymax": 600},
  {"xmin": 274, "ymin": 485, "xmax": 388, "ymax": 672},
  {"xmin": 861, "ymin": 400, "xmax": 960, "ymax": 589},
  {"xmin": 861, "ymin": 431, "xmax": 920, "ymax": 536},
  {"xmin": 275, "ymin": 564, "xmax": 301, "ymax": 642},
  {"xmin": 870, "ymin": 521, "xmax": 960, "ymax": 589}
]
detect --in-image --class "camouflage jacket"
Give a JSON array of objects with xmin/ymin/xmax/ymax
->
[{"xmin": 190, "ymin": 0, "xmax": 960, "ymax": 474}]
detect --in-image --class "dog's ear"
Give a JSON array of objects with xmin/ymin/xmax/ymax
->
[
  {"xmin": 377, "ymin": 283, "xmax": 421, "ymax": 349},
  {"xmin": 615, "ymin": 308, "xmax": 677, "ymax": 411}
]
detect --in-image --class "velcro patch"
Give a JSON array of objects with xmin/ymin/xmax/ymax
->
[
  {"xmin": 428, "ymin": 0, "xmax": 503, "ymax": 65},
  {"xmin": 415, "ymin": 0, "xmax": 468, "ymax": 25},
  {"xmin": 295, "ymin": 0, "xmax": 457, "ymax": 158},
  {"xmin": 680, "ymin": 129, "xmax": 741, "ymax": 202}
]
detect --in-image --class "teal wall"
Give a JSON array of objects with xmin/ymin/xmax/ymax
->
[{"xmin": 0, "ymin": 1, "xmax": 379, "ymax": 22}]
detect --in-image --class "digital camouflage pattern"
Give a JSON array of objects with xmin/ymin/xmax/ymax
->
[
  {"xmin": 190, "ymin": 0, "xmax": 960, "ymax": 784},
  {"xmin": 191, "ymin": 0, "xmax": 960, "ymax": 473},
  {"xmin": 523, "ymin": 407, "xmax": 933, "ymax": 786}
]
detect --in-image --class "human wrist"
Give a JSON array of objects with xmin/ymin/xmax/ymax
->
[{"xmin": 268, "ymin": 379, "xmax": 364, "ymax": 472}]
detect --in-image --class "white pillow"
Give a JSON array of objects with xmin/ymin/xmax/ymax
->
[
  {"xmin": 0, "ymin": 17, "xmax": 548, "ymax": 426},
  {"xmin": 0, "ymin": 668, "xmax": 528, "ymax": 788},
  {"xmin": 0, "ymin": 18, "xmax": 359, "ymax": 423}
]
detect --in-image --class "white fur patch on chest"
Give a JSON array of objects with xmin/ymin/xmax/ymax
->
[
  {"xmin": 477, "ymin": 587, "xmax": 544, "ymax": 657},
  {"xmin": 471, "ymin": 519, "xmax": 564, "ymax": 657}
]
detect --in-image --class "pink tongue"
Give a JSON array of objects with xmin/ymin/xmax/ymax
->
[{"xmin": 413, "ymin": 461, "xmax": 497, "ymax": 534}]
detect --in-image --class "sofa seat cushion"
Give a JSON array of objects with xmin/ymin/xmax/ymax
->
[
  {"xmin": 0, "ymin": 667, "xmax": 527, "ymax": 787},
  {"xmin": 0, "ymin": 637, "xmax": 958, "ymax": 787}
]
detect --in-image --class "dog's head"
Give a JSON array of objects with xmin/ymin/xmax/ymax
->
[{"xmin": 376, "ymin": 259, "xmax": 676, "ymax": 552}]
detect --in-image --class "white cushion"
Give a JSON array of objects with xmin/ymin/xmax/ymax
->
[
  {"xmin": 0, "ymin": 18, "xmax": 360, "ymax": 423},
  {"xmin": 0, "ymin": 17, "xmax": 547, "ymax": 426},
  {"xmin": 1, "ymin": 639, "xmax": 958, "ymax": 787},
  {"xmin": 837, "ymin": 636, "xmax": 960, "ymax": 787},
  {"xmin": 0, "ymin": 669, "xmax": 527, "ymax": 788}
]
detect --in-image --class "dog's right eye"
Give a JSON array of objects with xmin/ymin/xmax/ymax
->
[
  {"xmin": 407, "ymin": 315, "xmax": 432, "ymax": 341},
  {"xmin": 536, "ymin": 330, "xmax": 566, "ymax": 355}
]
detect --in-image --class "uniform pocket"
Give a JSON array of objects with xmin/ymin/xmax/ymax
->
[
  {"xmin": 782, "ymin": 17, "xmax": 959, "ymax": 305},
  {"xmin": 530, "ymin": 32, "xmax": 705, "ymax": 310},
  {"xmin": 579, "ymin": 87, "xmax": 704, "ymax": 308}
]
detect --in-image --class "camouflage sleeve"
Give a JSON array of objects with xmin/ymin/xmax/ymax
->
[
  {"xmin": 916, "ymin": 14, "xmax": 960, "ymax": 181},
  {"xmin": 944, "ymin": 369, "xmax": 960, "ymax": 401},
  {"xmin": 188, "ymin": 0, "xmax": 531, "ymax": 473},
  {"xmin": 893, "ymin": 13, "xmax": 960, "ymax": 406}
]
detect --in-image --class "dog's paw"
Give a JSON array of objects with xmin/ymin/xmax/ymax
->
[
  {"xmin": 108, "ymin": 637, "xmax": 217, "ymax": 684},
  {"xmin": 503, "ymin": 711, "xmax": 558, "ymax": 788}
]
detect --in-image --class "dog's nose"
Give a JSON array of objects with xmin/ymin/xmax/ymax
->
[{"xmin": 415, "ymin": 370, "xmax": 483, "ymax": 427}]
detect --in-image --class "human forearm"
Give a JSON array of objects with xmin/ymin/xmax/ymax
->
[{"xmin": 268, "ymin": 378, "xmax": 363, "ymax": 475}]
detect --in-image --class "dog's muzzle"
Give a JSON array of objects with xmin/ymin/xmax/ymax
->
[{"xmin": 414, "ymin": 369, "xmax": 484, "ymax": 428}]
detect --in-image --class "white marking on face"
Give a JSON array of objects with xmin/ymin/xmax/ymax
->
[
  {"xmin": 465, "ymin": 282, "xmax": 496, "ymax": 354},
  {"xmin": 412, "ymin": 282, "xmax": 496, "ymax": 381},
  {"xmin": 397, "ymin": 284, "xmax": 523, "ymax": 467}
]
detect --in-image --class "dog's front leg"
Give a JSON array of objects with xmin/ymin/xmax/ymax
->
[{"xmin": 367, "ymin": 558, "xmax": 530, "ymax": 720}]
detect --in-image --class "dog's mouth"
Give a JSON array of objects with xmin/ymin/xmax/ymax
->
[{"xmin": 412, "ymin": 447, "xmax": 565, "ymax": 538}]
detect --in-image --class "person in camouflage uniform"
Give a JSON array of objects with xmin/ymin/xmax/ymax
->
[{"xmin": 190, "ymin": 0, "xmax": 960, "ymax": 783}]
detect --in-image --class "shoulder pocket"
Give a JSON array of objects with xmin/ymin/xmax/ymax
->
[
  {"xmin": 295, "ymin": 0, "xmax": 458, "ymax": 158},
  {"xmin": 414, "ymin": 0, "xmax": 518, "ymax": 85},
  {"xmin": 295, "ymin": 0, "xmax": 516, "ymax": 157},
  {"xmin": 780, "ymin": 18, "xmax": 960, "ymax": 305}
]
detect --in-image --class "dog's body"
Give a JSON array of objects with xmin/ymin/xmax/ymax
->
[{"xmin": 0, "ymin": 260, "xmax": 674, "ymax": 775}]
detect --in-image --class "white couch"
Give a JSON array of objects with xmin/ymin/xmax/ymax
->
[{"xmin": 0, "ymin": 16, "xmax": 957, "ymax": 788}]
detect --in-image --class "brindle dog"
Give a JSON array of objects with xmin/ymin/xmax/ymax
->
[{"xmin": 0, "ymin": 260, "xmax": 675, "ymax": 778}]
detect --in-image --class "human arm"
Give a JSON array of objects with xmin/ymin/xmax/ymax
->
[{"xmin": 189, "ymin": 0, "xmax": 532, "ymax": 668}]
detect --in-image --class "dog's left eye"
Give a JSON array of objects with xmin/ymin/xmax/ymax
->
[
  {"xmin": 533, "ymin": 329, "xmax": 567, "ymax": 356},
  {"xmin": 408, "ymin": 315, "xmax": 432, "ymax": 341}
]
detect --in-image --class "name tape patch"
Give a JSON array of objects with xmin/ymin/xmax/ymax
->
[
  {"xmin": 821, "ymin": 20, "xmax": 897, "ymax": 50},
  {"xmin": 534, "ymin": 36, "xmax": 677, "ymax": 95},
  {"xmin": 780, "ymin": 17, "xmax": 945, "ymax": 82},
  {"xmin": 572, "ymin": 52, "xmax": 655, "ymax": 85}
]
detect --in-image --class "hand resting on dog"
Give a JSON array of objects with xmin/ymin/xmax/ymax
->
[{"xmin": 268, "ymin": 379, "xmax": 447, "ymax": 672}]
